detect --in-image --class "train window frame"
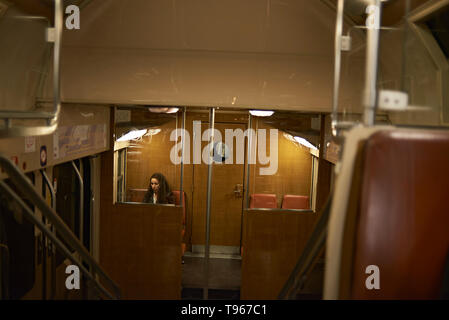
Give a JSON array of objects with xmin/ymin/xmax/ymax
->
[
  {"xmin": 245, "ymin": 111, "xmax": 322, "ymax": 213},
  {"xmin": 112, "ymin": 106, "xmax": 184, "ymax": 207},
  {"xmin": 407, "ymin": 0, "xmax": 449, "ymax": 125}
]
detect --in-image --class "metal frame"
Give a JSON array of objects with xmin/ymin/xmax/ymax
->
[
  {"xmin": 332, "ymin": 0, "xmax": 346, "ymax": 136},
  {"xmin": 407, "ymin": 0, "xmax": 449, "ymax": 125},
  {"xmin": 180, "ymin": 108, "xmax": 186, "ymax": 206},
  {"xmin": 363, "ymin": 0, "xmax": 382, "ymax": 126},
  {"xmin": 203, "ymin": 107, "xmax": 216, "ymax": 300},
  {"xmin": 245, "ymin": 114, "xmax": 253, "ymax": 209},
  {"xmin": 0, "ymin": 0, "xmax": 62, "ymax": 137},
  {"xmin": 332, "ymin": 0, "xmax": 384, "ymax": 134},
  {"xmin": 72, "ymin": 160, "xmax": 84, "ymax": 247},
  {"xmin": 41, "ymin": 169, "xmax": 57, "ymax": 299},
  {"xmin": 0, "ymin": 153, "xmax": 121, "ymax": 299}
]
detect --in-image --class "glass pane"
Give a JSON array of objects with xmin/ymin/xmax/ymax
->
[
  {"xmin": 247, "ymin": 111, "xmax": 320, "ymax": 210},
  {"xmin": 376, "ymin": 2, "xmax": 449, "ymax": 126},
  {"xmin": 0, "ymin": 7, "xmax": 52, "ymax": 110},
  {"xmin": 114, "ymin": 106, "xmax": 181, "ymax": 204}
]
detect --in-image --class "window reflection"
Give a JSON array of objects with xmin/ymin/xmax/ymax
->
[
  {"xmin": 114, "ymin": 107, "xmax": 181, "ymax": 205},
  {"xmin": 247, "ymin": 112, "xmax": 320, "ymax": 211}
]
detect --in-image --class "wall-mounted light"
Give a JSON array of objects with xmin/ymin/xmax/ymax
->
[
  {"xmin": 117, "ymin": 129, "xmax": 147, "ymax": 142},
  {"xmin": 148, "ymin": 107, "xmax": 179, "ymax": 114},
  {"xmin": 145, "ymin": 128, "xmax": 161, "ymax": 136},
  {"xmin": 249, "ymin": 110, "xmax": 274, "ymax": 117},
  {"xmin": 283, "ymin": 133, "xmax": 318, "ymax": 150},
  {"xmin": 294, "ymin": 136, "xmax": 318, "ymax": 150}
]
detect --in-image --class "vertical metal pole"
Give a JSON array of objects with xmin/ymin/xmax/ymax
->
[
  {"xmin": 51, "ymin": 0, "xmax": 62, "ymax": 126},
  {"xmin": 310, "ymin": 156, "xmax": 315, "ymax": 210},
  {"xmin": 332, "ymin": 0, "xmax": 345, "ymax": 136},
  {"xmin": 180, "ymin": 108, "xmax": 186, "ymax": 206},
  {"xmin": 245, "ymin": 114, "xmax": 252, "ymax": 209},
  {"xmin": 400, "ymin": 0, "xmax": 411, "ymax": 91},
  {"xmin": 41, "ymin": 169, "xmax": 56, "ymax": 299},
  {"xmin": 41, "ymin": 177, "xmax": 47, "ymax": 300},
  {"xmin": 363, "ymin": 0, "xmax": 382, "ymax": 126},
  {"xmin": 71, "ymin": 161, "xmax": 84, "ymax": 247},
  {"xmin": 203, "ymin": 108, "xmax": 215, "ymax": 300},
  {"xmin": 41, "ymin": 170, "xmax": 56, "ymax": 209}
]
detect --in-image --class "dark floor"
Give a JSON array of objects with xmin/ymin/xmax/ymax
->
[
  {"xmin": 181, "ymin": 288, "xmax": 240, "ymax": 300},
  {"xmin": 182, "ymin": 256, "xmax": 241, "ymax": 300}
]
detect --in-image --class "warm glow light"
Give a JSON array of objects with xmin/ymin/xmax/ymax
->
[
  {"xmin": 294, "ymin": 136, "xmax": 318, "ymax": 150},
  {"xmin": 117, "ymin": 129, "xmax": 147, "ymax": 142},
  {"xmin": 249, "ymin": 110, "xmax": 274, "ymax": 117},
  {"xmin": 146, "ymin": 128, "xmax": 161, "ymax": 136},
  {"xmin": 148, "ymin": 107, "xmax": 179, "ymax": 113},
  {"xmin": 166, "ymin": 108, "xmax": 179, "ymax": 113}
]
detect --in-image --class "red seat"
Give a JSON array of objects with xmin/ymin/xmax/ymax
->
[
  {"xmin": 249, "ymin": 194, "xmax": 277, "ymax": 209},
  {"xmin": 326, "ymin": 128, "xmax": 449, "ymax": 299},
  {"xmin": 281, "ymin": 195, "xmax": 310, "ymax": 209}
]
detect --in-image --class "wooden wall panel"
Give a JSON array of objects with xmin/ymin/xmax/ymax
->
[
  {"xmin": 101, "ymin": 118, "xmax": 183, "ymax": 299},
  {"xmin": 100, "ymin": 203, "xmax": 182, "ymax": 299},
  {"xmin": 241, "ymin": 209, "xmax": 318, "ymax": 299}
]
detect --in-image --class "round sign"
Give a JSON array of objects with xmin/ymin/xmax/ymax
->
[
  {"xmin": 213, "ymin": 142, "xmax": 230, "ymax": 163},
  {"xmin": 40, "ymin": 146, "xmax": 47, "ymax": 167}
]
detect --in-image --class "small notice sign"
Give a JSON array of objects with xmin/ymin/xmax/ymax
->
[{"xmin": 25, "ymin": 136, "xmax": 36, "ymax": 153}]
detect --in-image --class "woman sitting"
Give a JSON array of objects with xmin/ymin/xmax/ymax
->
[{"xmin": 143, "ymin": 172, "xmax": 174, "ymax": 204}]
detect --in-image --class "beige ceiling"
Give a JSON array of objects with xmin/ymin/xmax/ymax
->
[{"xmin": 51, "ymin": 0, "xmax": 365, "ymax": 112}]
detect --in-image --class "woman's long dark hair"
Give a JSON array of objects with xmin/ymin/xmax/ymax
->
[{"xmin": 143, "ymin": 173, "xmax": 173, "ymax": 204}]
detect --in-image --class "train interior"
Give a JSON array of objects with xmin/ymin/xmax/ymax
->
[{"xmin": 0, "ymin": 0, "xmax": 448, "ymax": 300}]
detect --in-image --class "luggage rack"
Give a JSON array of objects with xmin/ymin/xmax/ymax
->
[{"xmin": 0, "ymin": 0, "xmax": 62, "ymax": 138}]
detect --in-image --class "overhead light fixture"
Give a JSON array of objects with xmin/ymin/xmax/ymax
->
[
  {"xmin": 249, "ymin": 110, "xmax": 274, "ymax": 117},
  {"xmin": 145, "ymin": 128, "xmax": 161, "ymax": 136},
  {"xmin": 294, "ymin": 136, "xmax": 318, "ymax": 150},
  {"xmin": 117, "ymin": 129, "xmax": 147, "ymax": 142},
  {"xmin": 148, "ymin": 107, "xmax": 179, "ymax": 114}
]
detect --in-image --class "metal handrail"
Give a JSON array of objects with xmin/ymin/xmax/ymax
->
[
  {"xmin": 0, "ymin": 0, "xmax": 62, "ymax": 137},
  {"xmin": 278, "ymin": 192, "xmax": 332, "ymax": 299},
  {"xmin": 331, "ymin": 0, "xmax": 345, "ymax": 137},
  {"xmin": 0, "ymin": 154, "xmax": 121, "ymax": 299},
  {"xmin": 40, "ymin": 169, "xmax": 57, "ymax": 299},
  {"xmin": 71, "ymin": 161, "xmax": 84, "ymax": 247}
]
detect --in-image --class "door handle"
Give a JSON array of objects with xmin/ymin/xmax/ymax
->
[{"xmin": 233, "ymin": 184, "xmax": 243, "ymax": 198}]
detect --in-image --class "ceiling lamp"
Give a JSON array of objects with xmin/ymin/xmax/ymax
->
[
  {"xmin": 117, "ymin": 129, "xmax": 147, "ymax": 142},
  {"xmin": 148, "ymin": 107, "xmax": 179, "ymax": 113},
  {"xmin": 249, "ymin": 110, "xmax": 274, "ymax": 117},
  {"xmin": 294, "ymin": 136, "xmax": 318, "ymax": 150},
  {"xmin": 146, "ymin": 128, "xmax": 161, "ymax": 136}
]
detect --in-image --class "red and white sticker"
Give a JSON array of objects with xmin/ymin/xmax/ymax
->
[{"xmin": 25, "ymin": 136, "xmax": 36, "ymax": 153}]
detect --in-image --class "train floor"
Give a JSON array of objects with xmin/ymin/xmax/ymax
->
[{"xmin": 181, "ymin": 254, "xmax": 241, "ymax": 300}]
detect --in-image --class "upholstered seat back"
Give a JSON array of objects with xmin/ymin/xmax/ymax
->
[
  {"xmin": 345, "ymin": 129, "xmax": 449, "ymax": 299},
  {"xmin": 250, "ymin": 194, "xmax": 277, "ymax": 209},
  {"xmin": 281, "ymin": 195, "xmax": 310, "ymax": 209}
]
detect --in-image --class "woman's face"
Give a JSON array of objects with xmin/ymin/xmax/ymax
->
[{"xmin": 150, "ymin": 178, "xmax": 160, "ymax": 193}]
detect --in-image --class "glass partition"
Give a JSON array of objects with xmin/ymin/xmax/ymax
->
[
  {"xmin": 382, "ymin": 2, "xmax": 449, "ymax": 126},
  {"xmin": 113, "ymin": 106, "xmax": 183, "ymax": 205},
  {"xmin": 333, "ymin": 0, "xmax": 449, "ymax": 133},
  {"xmin": 0, "ymin": 6, "xmax": 52, "ymax": 110},
  {"xmin": 246, "ymin": 111, "xmax": 321, "ymax": 211}
]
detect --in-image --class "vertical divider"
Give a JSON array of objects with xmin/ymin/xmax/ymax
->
[{"xmin": 203, "ymin": 107, "xmax": 216, "ymax": 300}]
